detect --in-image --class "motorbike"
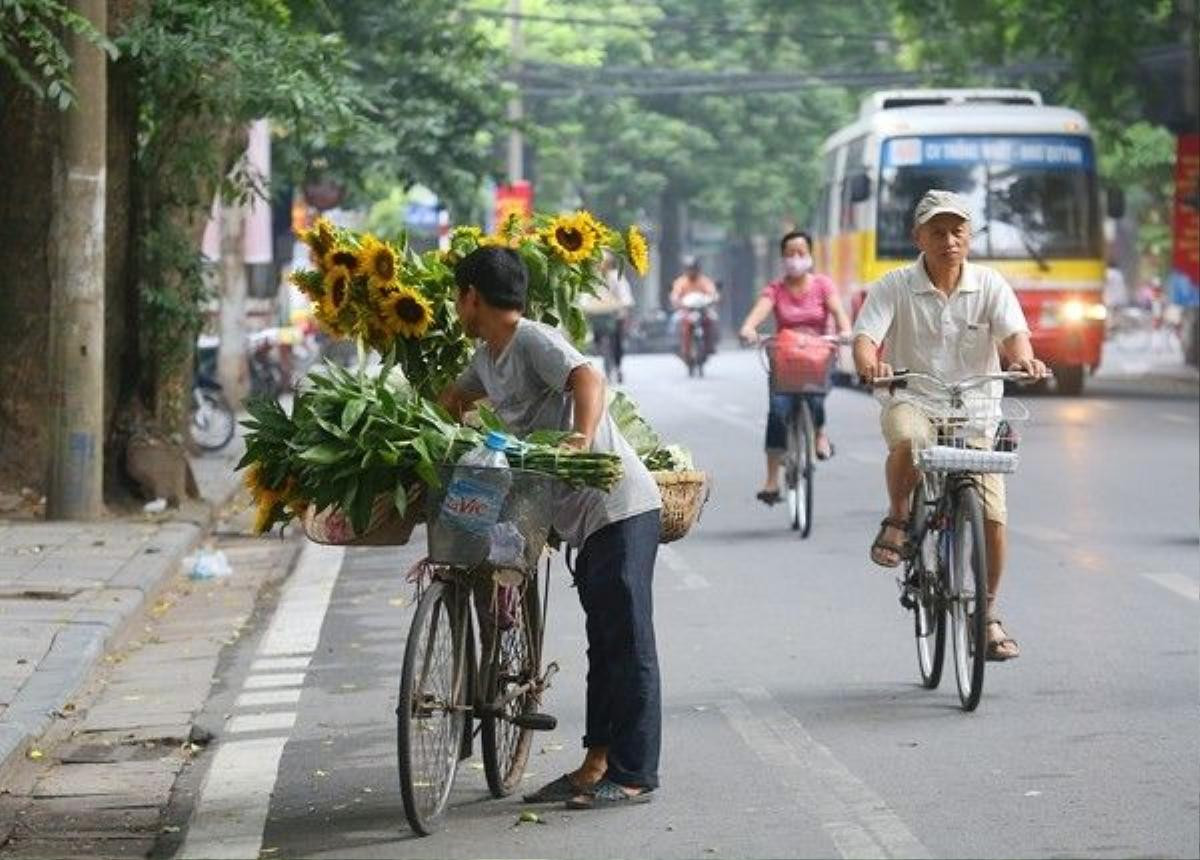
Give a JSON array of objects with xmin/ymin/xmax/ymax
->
[
  {"xmin": 190, "ymin": 336, "xmax": 236, "ymax": 452},
  {"xmin": 678, "ymin": 292, "xmax": 717, "ymax": 377},
  {"xmin": 247, "ymin": 328, "xmax": 287, "ymax": 399}
]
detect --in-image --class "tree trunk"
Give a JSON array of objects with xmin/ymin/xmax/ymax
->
[
  {"xmin": 46, "ymin": 0, "xmax": 107, "ymax": 519},
  {"xmin": 658, "ymin": 187, "xmax": 683, "ymax": 311}
]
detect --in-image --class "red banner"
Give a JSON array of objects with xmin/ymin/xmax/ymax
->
[
  {"xmin": 494, "ymin": 180, "xmax": 533, "ymax": 232},
  {"xmin": 1172, "ymin": 133, "xmax": 1199, "ymax": 284}
]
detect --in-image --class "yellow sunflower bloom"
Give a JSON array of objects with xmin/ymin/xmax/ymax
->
[
  {"xmin": 368, "ymin": 278, "xmax": 398, "ymax": 311},
  {"xmin": 625, "ymin": 225, "xmax": 650, "ymax": 277},
  {"xmin": 545, "ymin": 212, "xmax": 598, "ymax": 264},
  {"xmin": 323, "ymin": 264, "xmax": 353, "ymax": 316},
  {"xmin": 360, "ymin": 235, "xmax": 399, "ymax": 288},
  {"xmin": 252, "ymin": 497, "xmax": 278, "ymax": 535},
  {"xmin": 322, "ymin": 245, "xmax": 362, "ymax": 275},
  {"xmin": 380, "ymin": 286, "xmax": 434, "ymax": 339},
  {"xmin": 242, "ymin": 463, "xmax": 267, "ymax": 496},
  {"xmin": 299, "ymin": 217, "xmax": 336, "ymax": 260}
]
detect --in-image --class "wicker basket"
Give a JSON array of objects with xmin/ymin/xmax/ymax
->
[
  {"xmin": 302, "ymin": 490, "xmax": 425, "ymax": 547},
  {"xmin": 654, "ymin": 470, "xmax": 709, "ymax": 544}
]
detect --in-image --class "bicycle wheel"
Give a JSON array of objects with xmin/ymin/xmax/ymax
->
[
  {"xmin": 909, "ymin": 487, "xmax": 945, "ymax": 688},
  {"xmin": 784, "ymin": 408, "xmax": 802, "ymax": 531},
  {"xmin": 945, "ymin": 484, "xmax": 988, "ymax": 711},
  {"xmin": 480, "ymin": 578, "xmax": 541, "ymax": 797},
  {"xmin": 798, "ymin": 401, "xmax": 815, "ymax": 539},
  {"xmin": 189, "ymin": 389, "xmax": 235, "ymax": 452},
  {"xmin": 397, "ymin": 579, "xmax": 468, "ymax": 835}
]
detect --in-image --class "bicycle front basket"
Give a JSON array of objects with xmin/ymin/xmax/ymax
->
[
  {"xmin": 424, "ymin": 465, "xmax": 559, "ymax": 571},
  {"xmin": 915, "ymin": 445, "xmax": 1019, "ymax": 474}
]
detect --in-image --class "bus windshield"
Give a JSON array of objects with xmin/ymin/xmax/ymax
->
[{"xmin": 876, "ymin": 135, "xmax": 1102, "ymax": 261}]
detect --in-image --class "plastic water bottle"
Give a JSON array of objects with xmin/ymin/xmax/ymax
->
[{"xmin": 435, "ymin": 431, "xmax": 513, "ymax": 565}]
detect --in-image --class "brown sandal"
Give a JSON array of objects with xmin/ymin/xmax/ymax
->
[
  {"xmin": 985, "ymin": 618, "xmax": 1020, "ymax": 661},
  {"xmin": 870, "ymin": 517, "xmax": 911, "ymax": 568}
]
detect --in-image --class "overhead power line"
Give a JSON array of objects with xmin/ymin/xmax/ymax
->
[{"xmin": 462, "ymin": 7, "xmax": 898, "ymax": 41}]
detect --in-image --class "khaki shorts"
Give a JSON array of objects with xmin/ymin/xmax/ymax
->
[{"xmin": 880, "ymin": 402, "xmax": 1007, "ymax": 524}]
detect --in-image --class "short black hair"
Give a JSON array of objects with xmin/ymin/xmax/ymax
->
[
  {"xmin": 454, "ymin": 246, "xmax": 528, "ymax": 311},
  {"xmin": 779, "ymin": 230, "xmax": 813, "ymax": 255}
]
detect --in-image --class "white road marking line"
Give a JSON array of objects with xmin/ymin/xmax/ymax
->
[
  {"xmin": 1159, "ymin": 412, "xmax": 1196, "ymax": 425},
  {"xmin": 176, "ymin": 542, "xmax": 344, "ymax": 860},
  {"xmin": 720, "ymin": 686, "xmax": 929, "ymax": 860},
  {"xmin": 258, "ymin": 544, "xmax": 345, "ymax": 656},
  {"xmin": 250, "ymin": 656, "xmax": 311, "ymax": 672},
  {"xmin": 175, "ymin": 737, "xmax": 288, "ymax": 860},
  {"xmin": 658, "ymin": 544, "xmax": 710, "ymax": 590},
  {"xmin": 242, "ymin": 673, "xmax": 306, "ymax": 690},
  {"xmin": 225, "ymin": 711, "xmax": 298, "ymax": 734},
  {"xmin": 234, "ymin": 688, "xmax": 303, "ymax": 709},
  {"xmin": 1143, "ymin": 573, "xmax": 1199, "ymax": 602}
]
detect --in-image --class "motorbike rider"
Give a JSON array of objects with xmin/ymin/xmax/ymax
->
[{"xmin": 669, "ymin": 256, "xmax": 719, "ymax": 360}]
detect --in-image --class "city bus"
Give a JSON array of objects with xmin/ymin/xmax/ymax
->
[{"xmin": 812, "ymin": 89, "xmax": 1119, "ymax": 395}]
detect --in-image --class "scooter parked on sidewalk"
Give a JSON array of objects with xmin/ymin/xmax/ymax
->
[{"xmin": 190, "ymin": 336, "xmax": 236, "ymax": 453}]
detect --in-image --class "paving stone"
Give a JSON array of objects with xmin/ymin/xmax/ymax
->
[{"xmin": 34, "ymin": 761, "xmax": 180, "ymax": 798}]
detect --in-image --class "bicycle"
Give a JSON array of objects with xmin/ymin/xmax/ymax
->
[
  {"xmin": 758, "ymin": 333, "xmax": 847, "ymax": 537},
  {"xmin": 872, "ymin": 369, "xmax": 1037, "ymax": 711},
  {"xmin": 396, "ymin": 466, "xmax": 560, "ymax": 835}
]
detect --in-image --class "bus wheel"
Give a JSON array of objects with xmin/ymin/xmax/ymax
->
[{"xmin": 1055, "ymin": 365, "xmax": 1085, "ymax": 396}]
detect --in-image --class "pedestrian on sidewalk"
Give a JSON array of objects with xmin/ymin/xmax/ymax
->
[{"xmin": 438, "ymin": 246, "xmax": 664, "ymax": 809}]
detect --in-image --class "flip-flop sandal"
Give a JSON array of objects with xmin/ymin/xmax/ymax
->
[
  {"xmin": 870, "ymin": 516, "xmax": 912, "ymax": 568},
  {"xmin": 985, "ymin": 618, "xmax": 1020, "ymax": 661},
  {"xmin": 565, "ymin": 778, "xmax": 654, "ymax": 810},
  {"xmin": 523, "ymin": 773, "xmax": 590, "ymax": 804},
  {"xmin": 756, "ymin": 489, "xmax": 781, "ymax": 506}
]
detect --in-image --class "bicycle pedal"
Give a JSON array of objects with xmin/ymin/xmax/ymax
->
[{"xmin": 512, "ymin": 712, "xmax": 558, "ymax": 731}]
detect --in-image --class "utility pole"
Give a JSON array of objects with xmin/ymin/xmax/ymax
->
[
  {"xmin": 507, "ymin": 0, "xmax": 524, "ymax": 183},
  {"xmin": 47, "ymin": 0, "xmax": 106, "ymax": 520},
  {"xmin": 217, "ymin": 202, "xmax": 249, "ymax": 405}
]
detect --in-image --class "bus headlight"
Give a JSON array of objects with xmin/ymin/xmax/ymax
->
[{"xmin": 1044, "ymin": 300, "xmax": 1107, "ymax": 326}]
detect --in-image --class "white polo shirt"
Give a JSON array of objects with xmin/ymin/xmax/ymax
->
[{"xmin": 853, "ymin": 255, "xmax": 1030, "ymax": 420}]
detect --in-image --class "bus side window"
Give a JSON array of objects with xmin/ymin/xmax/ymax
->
[{"xmin": 840, "ymin": 135, "xmax": 867, "ymax": 231}]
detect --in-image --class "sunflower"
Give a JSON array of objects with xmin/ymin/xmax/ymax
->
[
  {"xmin": 368, "ymin": 277, "xmax": 399, "ymax": 311},
  {"xmin": 625, "ymin": 225, "xmax": 649, "ymax": 277},
  {"xmin": 322, "ymin": 264, "xmax": 353, "ymax": 316},
  {"xmin": 299, "ymin": 217, "xmax": 336, "ymax": 260},
  {"xmin": 359, "ymin": 235, "xmax": 398, "ymax": 288},
  {"xmin": 242, "ymin": 463, "xmax": 268, "ymax": 496},
  {"xmin": 379, "ymin": 285, "xmax": 434, "ymax": 339},
  {"xmin": 252, "ymin": 496, "xmax": 279, "ymax": 535},
  {"xmin": 545, "ymin": 212, "xmax": 598, "ymax": 264},
  {"xmin": 322, "ymin": 245, "xmax": 362, "ymax": 275}
]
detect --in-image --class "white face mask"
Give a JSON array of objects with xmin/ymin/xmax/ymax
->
[{"xmin": 783, "ymin": 254, "xmax": 813, "ymax": 277}]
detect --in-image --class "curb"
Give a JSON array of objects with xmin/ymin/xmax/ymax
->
[{"xmin": 0, "ymin": 481, "xmax": 241, "ymax": 785}]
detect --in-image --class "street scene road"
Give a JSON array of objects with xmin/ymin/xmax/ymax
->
[{"xmin": 142, "ymin": 350, "xmax": 1197, "ymax": 859}]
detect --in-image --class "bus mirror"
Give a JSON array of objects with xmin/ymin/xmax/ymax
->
[
  {"xmin": 1106, "ymin": 187, "xmax": 1126, "ymax": 220},
  {"xmin": 849, "ymin": 173, "xmax": 871, "ymax": 203}
]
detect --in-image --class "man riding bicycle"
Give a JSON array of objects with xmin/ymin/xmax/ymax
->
[
  {"xmin": 669, "ymin": 256, "xmax": 719, "ymax": 358},
  {"xmin": 852, "ymin": 190, "xmax": 1047, "ymax": 662}
]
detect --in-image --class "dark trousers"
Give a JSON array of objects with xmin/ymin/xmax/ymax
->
[
  {"xmin": 765, "ymin": 391, "xmax": 827, "ymax": 452},
  {"xmin": 573, "ymin": 510, "xmax": 662, "ymax": 790}
]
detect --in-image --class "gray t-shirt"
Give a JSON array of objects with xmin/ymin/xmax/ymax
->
[{"xmin": 456, "ymin": 319, "xmax": 661, "ymax": 547}]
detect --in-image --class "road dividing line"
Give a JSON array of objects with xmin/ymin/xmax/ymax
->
[
  {"xmin": 720, "ymin": 686, "xmax": 929, "ymax": 859},
  {"xmin": 1159, "ymin": 412, "xmax": 1196, "ymax": 426},
  {"xmin": 1143, "ymin": 573, "xmax": 1199, "ymax": 602},
  {"xmin": 258, "ymin": 544, "xmax": 345, "ymax": 656},
  {"xmin": 658, "ymin": 544, "xmax": 710, "ymax": 590},
  {"xmin": 175, "ymin": 737, "xmax": 288, "ymax": 860},
  {"xmin": 177, "ymin": 543, "xmax": 344, "ymax": 860}
]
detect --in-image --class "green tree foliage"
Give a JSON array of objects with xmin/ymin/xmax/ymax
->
[{"xmin": 0, "ymin": 0, "xmax": 115, "ymax": 108}]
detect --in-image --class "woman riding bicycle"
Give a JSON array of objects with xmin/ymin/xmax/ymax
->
[{"xmin": 739, "ymin": 230, "xmax": 851, "ymax": 505}]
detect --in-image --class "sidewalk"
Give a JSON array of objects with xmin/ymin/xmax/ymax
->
[{"xmin": 0, "ymin": 440, "xmax": 246, "ymax": 784}]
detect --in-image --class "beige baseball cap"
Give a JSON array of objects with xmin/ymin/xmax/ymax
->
[{"xmin": 913, "ymin": 190, "xmax": 972, "ymax": 226}]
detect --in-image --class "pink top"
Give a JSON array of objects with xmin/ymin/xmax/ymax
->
[{"xmin": 763, "ymin": 275, "xmax": 835, "ymax": 334}]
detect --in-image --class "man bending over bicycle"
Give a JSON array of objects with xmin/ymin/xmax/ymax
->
[
  {"xmin": 852, "ymin": 190, "xmax": 1046, "ymax": 662},
  {"xmin": 439, "ymin": 247, "xmax": 663, "ymax": 809}
]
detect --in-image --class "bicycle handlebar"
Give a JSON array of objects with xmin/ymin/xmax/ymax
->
[{"xmin": 869, "ymin": 369, "xmax": 1051, "ymax": 392}]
